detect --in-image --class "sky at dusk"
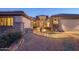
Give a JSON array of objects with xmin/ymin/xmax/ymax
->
[{"xmin": 0, "ymin": 8, "xmax": 79, "ymax": 17}]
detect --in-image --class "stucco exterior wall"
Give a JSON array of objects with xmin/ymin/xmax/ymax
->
[
  {"xmin": 60, "ymin": 19, "xmax": 79, "ymax": 31},
  {"xmin": 21, "ymin": 16, "xmax": 32, "ymax": 29}
]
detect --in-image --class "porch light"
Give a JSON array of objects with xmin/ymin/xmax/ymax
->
[{"xmin": 42, "ymin": 29, "xmax": 46, "ymax": 32}]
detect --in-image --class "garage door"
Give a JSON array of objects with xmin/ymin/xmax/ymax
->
[{"xmin": 60, "ymin": 19, "xmax": 79, "ymax": 31}]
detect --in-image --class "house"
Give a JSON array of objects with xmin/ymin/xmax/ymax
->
[
  {"xmin": 32, "ymin": 15, "xmax": 55, "ymax": 32},
  {"xmin": 51, "ymin": 14, "xmax": 79, "ymax": 31},
  {"xmin": 35, "ymin": 15, "xmax": 50, "ymax": 32},
  {"xmin": 31, "ymin": 17, "xmax": 39, "ymax": 29},
  {"xmin": 0, "ymin": 11, "xmax": 32, "ymax": 34}
]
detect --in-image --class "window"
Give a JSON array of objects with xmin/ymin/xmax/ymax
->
[
  {"xmin": 0, "ymin": 18, "xmax": 4, "ymax": 26},
  {"xmin": 53, "ymin": 19, "xmax": 58, "ymax": 24},
  {"xmin": 4, "ymin": 18, "xmax": 6, "ymax": 26},
  {"xmin": 0, "ymin": 17, "xmax": 14, "ymax": 26},
  {"xmin": 10, "ymin": 17, "xmax": 14, "ymax": 26},
  {"xmin": 54, "ymin": 19, "xmax": 57, "ymax": 21}
]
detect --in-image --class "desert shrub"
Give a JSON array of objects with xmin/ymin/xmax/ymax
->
[{"xmin": 0, "ymin": 30, "xmax": 23, "ymax": 48}]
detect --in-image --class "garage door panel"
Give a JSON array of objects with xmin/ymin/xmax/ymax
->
[{"xmin": 60, "ymin": 19, "xmax": 79, "ymax": 31}]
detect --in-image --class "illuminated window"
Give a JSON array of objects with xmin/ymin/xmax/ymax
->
[
  {"xmin": 4, "ymin": 18, "xmax": 6, "ymax": 26},
  {"xmin": 53, "ymin": 19, "xmax": 58, "ymax": 24},
  {"xmin": 10, "ymin": 17, "xmax": 13, "ymax": 26},
  {"xmin": 0, "ymin": 18, "xmax": 4, "ymax": 26},
  {"xmin": 0, "ymin": 17, "xmax": 14, "ymax": 26},
  {"xmin": 0, "ymin": 18, "xmax": 2, "ymax": 26},
  {"xmin": 47, "ymin": 22, "xmax": 50, "ymax": 27},
  {"xmin": 7, "ymin": 17, "xmax": 14, "ymax": 26}
]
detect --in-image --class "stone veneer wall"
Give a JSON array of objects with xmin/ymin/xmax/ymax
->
[{"xmin": 13, "ymin": 16, "xmax": 24, "ymax": 32}]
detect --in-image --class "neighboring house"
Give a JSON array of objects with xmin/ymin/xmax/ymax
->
[
  {"xmin": 32, "ymin": 14, "xmax": 79, "ymax": 32},
  {"xmin": 0, "ymin": 11, "xmax": 31, "ymax": 34},
  {"xmin": 36, "ymin": 15, "xmax": 50, "ymax": 32},
  {"xmin": 32, "ymin": 17, "xmax": 40, "ymax": 28},
  {"xmin": 36, "ymin": 15, "xmax": 48, "ymax": 28},
  {"xmin": 33, "ymin": 15, "xmax": 56, "ymax": 32},
  {"xmin": 51, "ymin": 14, "xmax": 79, "ymax": 31}
]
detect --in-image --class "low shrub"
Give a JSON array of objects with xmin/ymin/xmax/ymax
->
[{"xmin": 0, "ymin": 30, "xmax": 23, "ymax": 48}]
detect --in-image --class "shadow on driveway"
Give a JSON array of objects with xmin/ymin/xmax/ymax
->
[{"xmin": 64, "ymin": 39, "xmax": 75, "ymax": 51}]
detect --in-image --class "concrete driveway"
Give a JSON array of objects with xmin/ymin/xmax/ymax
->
[{"xmin": 16, "ymin": 31, "xmax": 79, "ymax": 51}]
